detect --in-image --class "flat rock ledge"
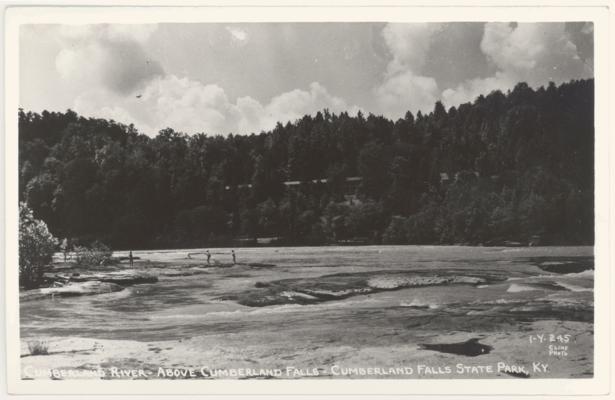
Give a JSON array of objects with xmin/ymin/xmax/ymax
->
[
  {"xmin": 21, "ymin": 281, "xmax": 125, "ymax": 300},
  {"xmin": 66, "ymin": 271, "xmax": 158, "ymax": 285},
  {"xmin": 22, "ymin": 270, "xmax": 158, "ymax": 300}
]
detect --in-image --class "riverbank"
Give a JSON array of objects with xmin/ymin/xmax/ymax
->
[
  {"xmin": 20, "ymin": 246, "xmax": 594, "ymax": 380},
  {"xmin": 20, "ymin": 318, "xmax": 593, "ymax": 380}
]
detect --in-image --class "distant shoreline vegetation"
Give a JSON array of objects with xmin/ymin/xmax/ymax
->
[{"xmin": 18, "ymin": 79, "xmax": 594, "ymax": 250}]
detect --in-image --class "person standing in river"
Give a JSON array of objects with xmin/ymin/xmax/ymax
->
[
  {"xmin": 231, "ymin": 249, "xmax": 236, "ymax": 264},
  {"xmin": 206, "ymin": 250, "xmax": 211, "ymax": 264},
  {"xmin": 60, "ymin": 238, "xmax": 70, "ymax": 262},
  {"xmin": 129, "ymin": 250, "xmax": 134, "ymax": 267}
]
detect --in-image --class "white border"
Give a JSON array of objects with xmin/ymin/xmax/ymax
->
[{"xmin": 3, "ymin": 2, "xmax": 612, "ymax": 396}]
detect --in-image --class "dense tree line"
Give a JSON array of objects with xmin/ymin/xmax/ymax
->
[{"xmin": 19, "ymin": 79, "xmax": 594, "ymax": 249}]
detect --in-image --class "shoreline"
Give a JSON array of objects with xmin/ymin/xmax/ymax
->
[
  {"xmin": 20, "ymin": 246, "xmax": 594, "ymax": 380},
  {"xmin": 20, "ymin": 319, "xmax": 593, "ymax": 380},
  {"xmin": 102, "ymin": 243, "xmax": 595, "ymax": 253}
]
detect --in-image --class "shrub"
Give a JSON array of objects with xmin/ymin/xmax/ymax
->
[
  {"xmin": 19, "ymin": 202, "xmax": 57, "ymax": 289},
  {"xmin": 74, "ymin": 241, "xmax": 113, "ymax": 266},
  {"xmin": 27, "ymin": 340, "xmax": 49, "ymax": 355}
]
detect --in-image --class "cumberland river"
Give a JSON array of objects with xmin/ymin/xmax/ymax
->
[{"xmin": 19, "ymin": 246, "xmax": 593, "ymax": 379}]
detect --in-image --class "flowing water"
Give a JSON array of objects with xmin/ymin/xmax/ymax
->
[{"xmin": 19, "ymin": 246, "xmax": 594, "ymax": 379}]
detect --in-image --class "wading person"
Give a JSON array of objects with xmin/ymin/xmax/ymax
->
[
  {"xmin": 129, "ymin": 250, "xmax": 134, "ymax": 267},
  {"xmin": 206, "ymin": 250, "xmax": 211, "ymax": 265},
  {"xmin": 60, "ymin": 238, "xmax": 69, "ymax": 262},
  {"xmin": 232, "ymin": 249, "xmax": 236, "ymax": 264}
]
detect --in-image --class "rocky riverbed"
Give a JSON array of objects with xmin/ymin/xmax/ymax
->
[{"xmin": 19, "ymin": 246, "xmax": 594, "ymax": 380}]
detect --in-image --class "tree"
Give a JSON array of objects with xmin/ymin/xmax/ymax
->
[
  {"xmin": 383, "ymin": 216, "xmax": 408, "ymax": 244},
  {"xmin": 358, "ymin": 142, "xmax": 389, "ymax": 198},
  {"xmin": 16, "ymin": 79, "xmax": 595, "ymax": 247},
  {"xmin": 19, "ymin": 202, "xmax": 57, "ymax": 289}
]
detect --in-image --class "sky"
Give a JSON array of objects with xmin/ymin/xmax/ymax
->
[{"xmin": 20, "ymin": 22, "xmax": 593, "ymax": 137}]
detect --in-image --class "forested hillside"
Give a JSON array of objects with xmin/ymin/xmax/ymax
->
[{"xmin": 19, "ymin": 79, "xmax": 594, "ymax": 249}]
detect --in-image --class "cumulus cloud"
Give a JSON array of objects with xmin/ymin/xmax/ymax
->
[
  {"xmin": 55, "ymin": 24, "xmax": 162, "ymax": 95},
  {"xmin": 381, "ymin": 23, "xmax": 441, "ymax": 74},
  {"xmin": 52, "ymin": 22, "xmax": 591, "ymax": 136},
  {"xmin": 74, "ymin": 76, "xmax": 359, "ymax": 136},
  {"xmin": 442, "ymin": 22, "xmax": 593, "ymax": 107},
  {"xmin": 441, "ymin": 73, "xmax": 516, "ymax": 108},
  {"xmin": 53, "ymin": 23, "xmax": 359, "ymax": 136},
  {"xmin": 262, "ymin": 82, "xmax": 356, "ymax": 127},
  {"xmin": 375, "ymin": 23, "xmax": 441, "ymax": 118},
  {"xmin": 375, "ymin": 71, "xmax": 438, "ymax": 118}
]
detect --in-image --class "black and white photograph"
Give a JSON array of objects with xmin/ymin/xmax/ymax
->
[{"xmin": 3, "ymin": 3, "xmax": 612, "ymax": 396}]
